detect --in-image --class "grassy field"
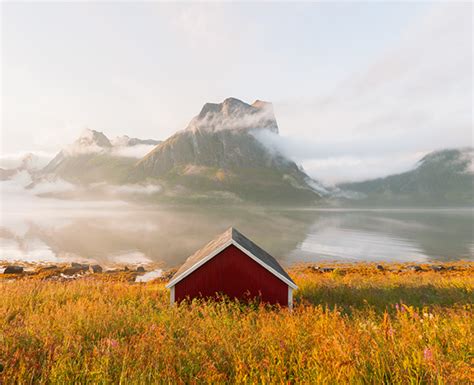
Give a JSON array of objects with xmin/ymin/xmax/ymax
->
[{"xmin": 0, "ymin": 263, "xmax": 473, "ymax": 384}]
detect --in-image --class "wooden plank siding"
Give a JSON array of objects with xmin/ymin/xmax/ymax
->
[{"xmin": 174, "ymin": 244, "xmax": 289, "ymax": 306}]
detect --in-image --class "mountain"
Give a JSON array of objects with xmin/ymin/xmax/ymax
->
[
  {"xmin": 41, "ymin": 129, "xmax": 159, "ymax": 185},
  {"xmin": 131, "ymin": 98, "xmax": 323, "ymax": 203},
  {"xmin": 0, "ymin": 153, "xmax": 47, "ymax": 181},
  {"xmin": 339, "ymin": 148, "xmax": 474, "ymax": 206},
  {"xmin": 0, "ymin": 168, "xmax": 17, "ymax": 181}
]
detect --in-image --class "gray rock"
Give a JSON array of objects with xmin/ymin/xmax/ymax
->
[
  {"xmin": 62, "ymin": 266, "xmax": 85, "ymax": 276},
  {"xmin": 4, "ymin": 266, "xmax": 24, "ymax": 274},
  {"xmin": 429, "ymin": 265, "xmax": 445, "ymax": 272},
  {"xmin": 136, "ymin": 266, "xmax": 146, "ymax": 273},
  {"xmin": 407, "ymin": 265, "xmax": 423, "ymax": 272},
  {"xmin": 376, "ymin": 264, "xmax": 385, "ymax": 271},
  {"xmin": 71, "ymin": 262, "xmax": 89, "ymax": 270},
  {"xmin": 37, "ymin": 265, "xmax": 59, "ymax": 275},
  {"xmin": 39, "ymin": 265, "xmax": 58, "ymax": 271},
  {"xmin": 311, "ymin": 266, "xmax": 335, "ymax": 273},
  {"xmin": 89, "ymin": 265, "xmax": 103, "ymax": 273}
]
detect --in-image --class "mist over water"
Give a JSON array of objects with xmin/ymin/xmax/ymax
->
[
  {"xmin": 1, "ymin": 180, "xmax": 473, "ymax": 266},
  {"xmin": 287, "ymin": 208, "xmax": 473, "ymax": 262}
]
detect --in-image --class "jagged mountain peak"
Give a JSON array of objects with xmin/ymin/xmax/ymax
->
[
  {"xmin": 41, "ymin": 129, "xmax": 161, "ymax": 181},
  {"xmin": 251, "ymin": 99, "xmax": 272, "ymax": 109},
  {"xmin": 133, "ymin": 98, "xmax": 324, "ymax": 203},
  {"xmin": 18, "ymin": 153, "xmax": 43, "ymax": 171},
  {"xmin": 189, "ymin": 97, "xmax": 278, "ymax": 134},
  {"xmin": 76, "ymin": 129, "xmax": 112, "ymax": 148}
]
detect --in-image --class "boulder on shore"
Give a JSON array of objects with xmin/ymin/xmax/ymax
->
[
  {"xmin": 89, "ymin": 265, "xmax": 103, "ymax": 273},
  {"xmin": 407, "ymin": 265, "xmax": 423, "ymax": 272},
  {"xmin": 38, "ymin": 265, "xmax": 58, "ymax": 272},
  {"xmin": 71, "ymin": 262, "xmax": 89, "ymax": 270},
  {"xmin": 4, "ymin": 266, "xmax": 24, "ymax": 274},
  {"xmin": 311, "ymin": 266, "xmax": 334, "ymax": 273},
  {"xmin": 62, "ymin": 266, "xmax": 86, "ymax": 276}
]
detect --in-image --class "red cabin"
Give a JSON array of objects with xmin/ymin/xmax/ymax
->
[{"xmin": 166, "ymin": 228, "xmax": 297, "ymax": 308}]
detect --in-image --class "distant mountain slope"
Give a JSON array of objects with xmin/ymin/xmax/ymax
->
[
  {"xmin": 0, "ymin": 153, "xmax": 49, "ymax": 181},
  {"xmin": 132, "ymin": 98, "xmax": 323, "ymax": 203},
  {"xmin": 339, "ymin": 148, "xmax": 474, "ymax": 206},
  {"xmin": 41, "ymin": 129, "xmax": 160, "ymax": 185}
]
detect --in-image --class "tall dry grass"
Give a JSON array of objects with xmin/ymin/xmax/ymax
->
[{"xmin": 0, "ymin": 264, "xmax": 473, "ymax": 384}]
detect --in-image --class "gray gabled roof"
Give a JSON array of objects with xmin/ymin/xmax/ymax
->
[{"xmin": 166, "ymin": 227, "xmax": 296, "ymax": 289}]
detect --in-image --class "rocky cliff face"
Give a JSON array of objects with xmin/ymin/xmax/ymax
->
[
  {"xmin": 41, "ymin": 130, "xmax": 160, "ymax": 185},
  {"xmin": 189, "ymin": 97, "xmax": 279, "ymax": 134},
  {"xmin": 131, "ymin": 98, "xmax": 323, "ymax": 203},
  {"xmin": 136, "ymin": 98, "xmax": 291, "ymax": 175}
]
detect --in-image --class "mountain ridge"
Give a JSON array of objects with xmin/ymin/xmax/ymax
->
[
  {"xmin": 40, "ymin": 130, "xmax": 161, "ymax": 185},
  {"xmin": 3, "ymin": 98, "xmax": 471, "ymax": 206},
  {"xmin": 339, "ymin": 147, "xmax": 473, "ymax": 206}
]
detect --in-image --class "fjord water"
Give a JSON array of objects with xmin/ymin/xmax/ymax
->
[
  {"xmin": 284, "ymin": 208, "xmax": 473, "ymax": 263},
  {"xmin": 0, "ymin": 190, "xmax": 472, "ymax": 266}
]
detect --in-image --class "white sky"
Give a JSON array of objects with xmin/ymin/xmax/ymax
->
[{"xmin": 1, "ymin": 1, "xmax": 472, "ymax": 183}]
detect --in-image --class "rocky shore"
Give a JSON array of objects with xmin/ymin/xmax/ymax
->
[
  {"xmin": 1, "ymin": 260, "xmax": 471, "ymax": 283},
  {"xmin": 0, "ymin": 261, "xmax": 176, "ymax": 283}
]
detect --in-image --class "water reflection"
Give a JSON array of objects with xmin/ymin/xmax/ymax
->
[
  {"xmin": 285, "ymin": 208, "xmax": 473, "ymax": 263},
  {"xmin": 1, "ymin": 193, "xmax": 473, "ymax": 265}
]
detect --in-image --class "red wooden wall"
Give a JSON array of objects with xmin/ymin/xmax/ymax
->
[{"xmin": 174, "ymin": 245, "xmax": 288, "ymax": 306}]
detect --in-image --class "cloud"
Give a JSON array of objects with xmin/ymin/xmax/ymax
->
[
  {"xmin": 30, "ymin": 179, "xmax": 76, "ymax": 195},
  {"xmin": 186, "ymin": 100, "xmax": 277, "ymax": 133},
  {"xmin": 0, "ymin": 238, "xmax": 56, "ymax": 264},
  {"xmin": 271, "ymin": 2, "xmax": 472, "ymax": 184},
  {"xmin": 302, "ymin": 153, "xmax": 426, "ymax": 185},
  {"xmin": 111, "ymin": 144, "xmax": 156, "ymax": 158},
  {"xmin": 135, "ymin": 269, "xmax": 163, "ymax": 283},
  {"xmin": 109, "ymin": 251, "xmax": 152, "ymax": 265},
  {"xmin": 0, "ymin": 151, "xmax": 55, "ymax": 170},
  {"xmin": 105, "ymin": 183, "xmax": 161, "ymax": 195},
  {"xmin": 0, "ymin": 171, "xmax": 75, "ymax": 195}
]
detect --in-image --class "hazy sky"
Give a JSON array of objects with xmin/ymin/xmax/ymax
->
[{"xmin": 1, "ymin": 1, "xmax": 472, "ymax": 183}]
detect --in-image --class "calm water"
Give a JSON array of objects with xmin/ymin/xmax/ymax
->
[{"xmin": 1, "ymin": 185, "xmax": 472, "ymax": 267}]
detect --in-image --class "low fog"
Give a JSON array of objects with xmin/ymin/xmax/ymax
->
[
  {"xmin": 2, "ymin": 181, "xmax": 472, "ymax": 265},
  {"xmin": 271, "ymin": 4, "xmax": 471, "ymax": 184}
]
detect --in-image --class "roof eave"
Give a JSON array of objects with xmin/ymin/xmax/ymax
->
[
  {"xmin": 165, "ymin": 240, "xmax": 297, "ymax": 290},
  {"xmin": 165, "ymin": 240, "xmax": 233, "ymax": 289}
]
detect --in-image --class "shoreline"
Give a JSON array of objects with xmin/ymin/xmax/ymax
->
[{"xmin": 1, "ymin": 260, "xmax": 472, "ymax": 283}]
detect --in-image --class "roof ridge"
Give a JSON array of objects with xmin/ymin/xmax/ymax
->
[{"xmin": 166, "ymin": 227, "xmax": 296, "ymax": 289}]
